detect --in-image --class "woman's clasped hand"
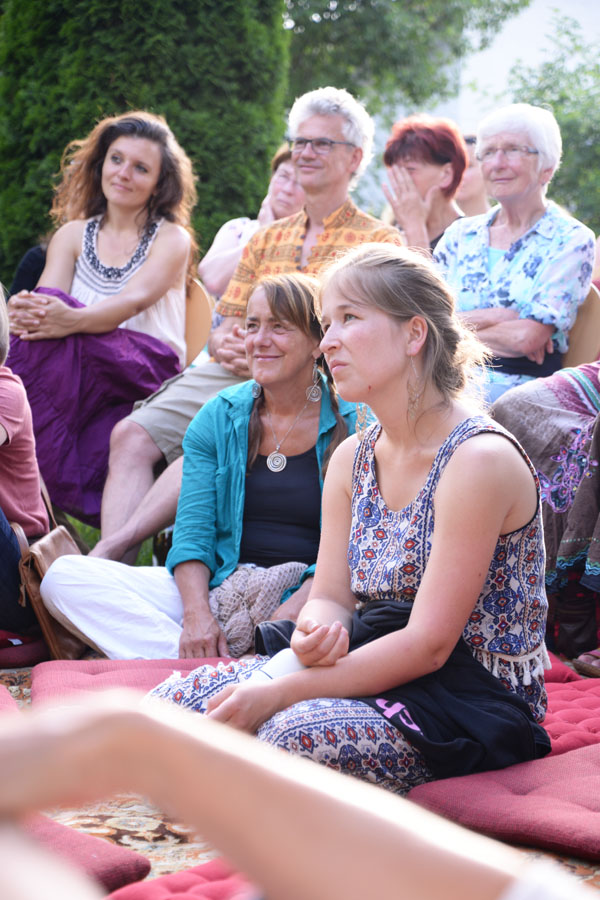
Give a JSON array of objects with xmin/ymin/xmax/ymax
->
[
  {"xmin": 8, "ymin": 291, "xmax": 81, "ymax": 340},
  {"xmin": 290, "ymin": 617, "xmax": 350, "ymax": 666}
]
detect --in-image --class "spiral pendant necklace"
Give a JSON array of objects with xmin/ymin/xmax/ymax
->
[{"xmin": 265, "ymin": 402, "xmax": 309, "ymax": 472}]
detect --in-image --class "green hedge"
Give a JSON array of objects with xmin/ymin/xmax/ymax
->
[{"xmin": 0, "ymin": 0, "xmax": 289, "ymax": 285}]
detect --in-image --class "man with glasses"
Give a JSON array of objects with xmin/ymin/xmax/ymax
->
[
  {"xmin": 100, "ymin": 87, "xmax": 402, "ymax": 554},
  {"xmin": 213, "ymin": 88, "xmax": 402, "ymax": 347}
]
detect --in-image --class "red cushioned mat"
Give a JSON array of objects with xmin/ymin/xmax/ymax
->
[
  {"xmin": 408, "ymin": 743, "xmax": 600, "ymax": 859},
  {"xmin": 29, "ymin": 653, "xmax": 600, "ymax": 859},
  {"xmin": 545, "ymin": 678, "xmax": 600, "ymax": 755},
  {"xmin": 545, "ymin": 650, "xmax": 580, "ymax": 683},
  {"xmin": 408, "ymin": 654, "xmax": 600, "ymax": 857},
  {"xmin": 24, "ymin": 815, "xmax": 151, "ymax": 892},
  {"xmin": 30, "ymin": 657, "xmax": 230, "ymax": 703},
  {"xmin": 0, "ymin": 688, "xmax": 151, "ymax": 890},
  {"xmin": 107, "ymin": 858, "xmax": 258, "ymax": 899},
  {"xmin": 0, "ymin": 630, "xmax": 49, "ymax": 668}
]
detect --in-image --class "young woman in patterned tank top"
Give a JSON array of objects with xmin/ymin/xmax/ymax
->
[{"xmin": 151, "ymin": 243, "xmax": 550, "ymax": 795}]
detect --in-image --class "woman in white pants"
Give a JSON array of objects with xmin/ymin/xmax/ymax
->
[{"xmin": 41, "ymin": 273, "xmax": 356, "ymax": 660}]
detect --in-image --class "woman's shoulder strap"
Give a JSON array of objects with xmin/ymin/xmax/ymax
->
[
  {"xmin": 351, "ymin": 421, "xmax": 380, "ymax": 482},
  {"xmin": 439, "ymin": 415, "xmax": 538, "ymax": 484}
]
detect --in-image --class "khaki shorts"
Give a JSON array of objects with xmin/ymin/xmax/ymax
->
[{"xmin": 128, "ymin": 360, "xmax": 246, "ymax": 464}]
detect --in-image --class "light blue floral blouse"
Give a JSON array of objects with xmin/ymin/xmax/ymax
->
[{"xmin": 434, "ymin": 203, "xmax": 594, "ymax": 394}]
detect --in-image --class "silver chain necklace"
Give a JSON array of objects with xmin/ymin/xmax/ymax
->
[{"xmin": 265, "ymin": 402, "xmax": 309, "ymax": 472}]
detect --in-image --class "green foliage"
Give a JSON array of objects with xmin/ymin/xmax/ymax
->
[
  {"xmin": 67, "ymin": 516, "xmax": 153, "ymax": 564},
  {"xmin": 284, "ymin": 0, "xmax": 530, "ymax": 112},
  {"xmin": 508, "ymin": 16, "xmax": 600, "ymax": 234},
  {"xmin": 0, "ymin": 0, "xmax": 289, "ymax": 284}
]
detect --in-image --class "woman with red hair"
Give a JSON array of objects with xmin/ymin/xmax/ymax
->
[{"xmin": 383, "ymin": 114, "xmax": 468, "ymax": 251}]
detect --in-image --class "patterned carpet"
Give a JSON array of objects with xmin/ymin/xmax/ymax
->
[
  {"xmin": 0, "ymin": 666, "xmax": 221, "ymax": 879},
  {"xmin": 2, "ymin": 665, "xmax": 600, "ymax": 890},
  {"xmin": 48, "ymin": 796, "xmax": 220, "ymax": 878}
]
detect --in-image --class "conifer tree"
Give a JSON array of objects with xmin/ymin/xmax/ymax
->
[{"xmin": 0, "ymin": 0, "xmax": 289, "ymax": 283}]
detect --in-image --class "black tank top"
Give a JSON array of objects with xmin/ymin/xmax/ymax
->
[{"xmin": 238, "ymin": 446, "xmax": 321, "ymax": 568}]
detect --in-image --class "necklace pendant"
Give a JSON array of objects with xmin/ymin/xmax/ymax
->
[{"xmin": 266, "ymin": 450, "xmax": 287, "ymax": 472}]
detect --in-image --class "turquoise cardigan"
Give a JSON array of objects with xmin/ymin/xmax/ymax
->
[{"xmin": 166, "ymin": 377, "xmax": 358, "ymax": 588}]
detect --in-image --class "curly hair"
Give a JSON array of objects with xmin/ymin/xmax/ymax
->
[{"xmin": 50, "ymin": 111, "xmax": 197, "ymax": 233}]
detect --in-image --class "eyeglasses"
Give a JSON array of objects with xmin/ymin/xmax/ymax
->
[
  {"xmin": 463, "ymin": 135, "xmax": 477, "ymax": 146},
  {"xmin": 289, "ymin": 137, "xmax": 356, "ymax": 155},
  {"xmin": 477, "ymin": 145, "xmax": 539, "ymax": 163}
]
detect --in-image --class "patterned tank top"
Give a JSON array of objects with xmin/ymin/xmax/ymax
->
[{"xmin": 348, "ymin": 416, "xmax": 549, "ymax": 721}]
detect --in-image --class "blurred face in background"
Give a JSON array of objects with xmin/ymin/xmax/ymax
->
[
  {"xmin": 455, "ymin": 137, "xmax": 488, "ymax": 210},
  {"xmin": 387, "ymin": 155, "xmax": 453, "ymax": 200},
  {"xmin": 269, "ymin": 161, "xmax": 305, "ymax": 219}
]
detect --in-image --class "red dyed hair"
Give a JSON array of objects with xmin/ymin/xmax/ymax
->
[{"xmin": 383, "ymin": 115, "xmax": 468, "ymax": 198}]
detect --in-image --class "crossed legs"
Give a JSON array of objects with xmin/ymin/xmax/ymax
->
[{"xmin": 100, "ymin": 361, "xmax": 245, "ymax": 561}]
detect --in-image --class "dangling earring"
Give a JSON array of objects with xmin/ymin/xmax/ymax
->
[
  {"xmin": 355, "ymin": 403, "xmax": 369, "ymax": 439},
  {"xmin": 407, "ymin": 356, "xmax": 424, "ymax": 419},
  {"xmin": 251, "ymin": 382, "xmax": 262, "ymax": 399},
  {"xmin": 306, "ymin": 361, "xmax": 322, "ymax": 402}
]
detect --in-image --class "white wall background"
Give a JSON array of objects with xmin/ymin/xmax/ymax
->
[{"xmin": 444, "ymin": 0, "xmax": 600, "ymax": 130}]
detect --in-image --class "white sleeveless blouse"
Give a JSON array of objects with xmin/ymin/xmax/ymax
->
[{"xmin": 70, "ymin": 216, "xmax": 186, "ymax": 366}]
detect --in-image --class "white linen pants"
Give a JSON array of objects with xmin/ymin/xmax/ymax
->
[{"xmin": 41, "ymin": 556, "xmax": 184, "ymax": 659}]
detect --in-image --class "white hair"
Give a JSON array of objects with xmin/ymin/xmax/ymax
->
[
  {"xmin": 476, "ymin": 103, "xmax": 562, "ymax": 179},
  {"xmin": 287, "ymin": 86, "xmax": 374, "ymax": 184}
]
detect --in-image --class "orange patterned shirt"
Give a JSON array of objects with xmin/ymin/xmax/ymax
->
[{"xmin": 216, "ymin": 199, "xmax": 404, "ymax": 317}]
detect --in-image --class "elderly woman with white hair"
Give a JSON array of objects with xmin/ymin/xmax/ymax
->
[{"xmin": 434, "ymin": 103, "xmax": 595, "ymax": 402}]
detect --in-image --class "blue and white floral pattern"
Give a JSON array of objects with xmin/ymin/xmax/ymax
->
[
  {"xmin": 434, "ymin": 204, "xmax": 595, "ymax": 393},
  {"xmin": 150, "ymin": 657, "xmax": 433, "ymax": 794}
]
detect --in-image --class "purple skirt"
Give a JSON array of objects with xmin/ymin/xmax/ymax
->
[{"xmin": 7, "ymin": 288, "xmax": 180, "ymax": 527}]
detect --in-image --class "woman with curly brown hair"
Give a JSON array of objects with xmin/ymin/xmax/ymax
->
[{"xmin": 6, "ymin": 111, "xmax": 197, "ymax": 525}]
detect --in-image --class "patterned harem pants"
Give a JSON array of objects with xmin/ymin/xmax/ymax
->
[{"xmin": 149, "ymin": 657, "xmax": 434, "ymax": 795}]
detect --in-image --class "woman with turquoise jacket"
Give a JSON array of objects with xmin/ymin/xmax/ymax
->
[{"xmin": 40, "ymin": 273, "xmax": 357, "ymax": 660}]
